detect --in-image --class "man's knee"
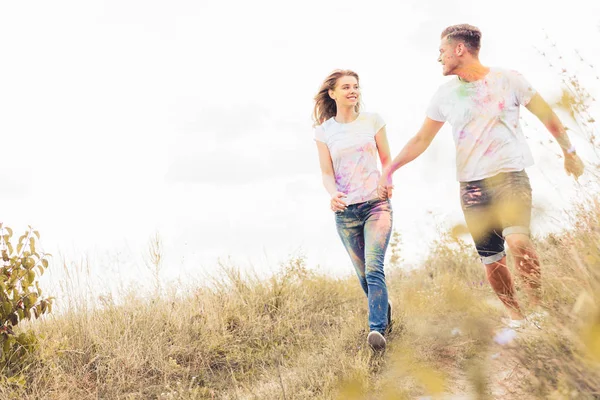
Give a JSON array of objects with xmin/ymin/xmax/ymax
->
[{"xmin": 505, "ymin": 233, "xmax": 534, "ymax": 255}]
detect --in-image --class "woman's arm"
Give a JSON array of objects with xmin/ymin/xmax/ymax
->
[{"xmin": 316, "ymin": 141, "xmax": 347, "ymax": 211}]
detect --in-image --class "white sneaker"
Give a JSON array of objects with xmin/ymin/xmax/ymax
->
[
  {"xmin": 367, "ymin": 331, "xmax": 387, "ymax": 351},
  {"xmin": 494, "ymin": 327, "xmax": 518, "ymax": 345}
]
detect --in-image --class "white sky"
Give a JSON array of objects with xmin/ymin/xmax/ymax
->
[{"xmin": 1, "ymin": 0, "xmax": 599, "ymax": 294}]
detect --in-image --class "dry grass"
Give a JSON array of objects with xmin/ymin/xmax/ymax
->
[{"xmin": 0, "ymin": 198, "xmax": 598, "ymax": 399}]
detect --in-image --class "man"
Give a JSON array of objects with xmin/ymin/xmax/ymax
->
[{"xmin": 379, "ymin": 24, "xmax": 584, "ymax": 324}]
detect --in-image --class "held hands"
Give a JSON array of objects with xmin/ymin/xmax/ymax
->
[
  {"xmin": 564, "ymin": 152, "xmax": 584, "ymax": 180},
  {"xmin": 377, "ymin": 172, "xmax": 394, "ymax": 200},
  {"xmin": 330, "ymin": 192, "xmax": 348, "ymax": 212}
]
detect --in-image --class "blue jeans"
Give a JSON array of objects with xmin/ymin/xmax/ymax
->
[{"xmin": 335, "ymin": 198, "xmax": 393, "ymax": 334}]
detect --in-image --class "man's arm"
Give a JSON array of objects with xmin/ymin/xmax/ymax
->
[
  {"xmin": 382, "ymin": 117, "xmax": 445, "ymax": 178},
  {"xmin": 525, "ymin": 93, "xmax": 584, "ymax": 178},
  {"xmin": 525, "ymin": 93, "xmax": 573, "ymax": 151}
]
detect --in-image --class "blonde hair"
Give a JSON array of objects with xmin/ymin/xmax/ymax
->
[{"xmin": 312, "ymin": 69, "xmax": 360, "ymax": 126}]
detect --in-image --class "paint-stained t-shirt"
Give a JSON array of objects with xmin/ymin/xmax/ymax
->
[
  {"xmin": 426, "ymin": 68, "xmax": 537, "ymax": 182},
  {"xmin": 314, "ymin": 112, "xmax": 385, "ymax": 205}
]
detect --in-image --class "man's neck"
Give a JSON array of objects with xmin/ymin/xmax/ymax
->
[{"xmin": 456, "ymin": 62, "xmax": 489, "ymax": 83}]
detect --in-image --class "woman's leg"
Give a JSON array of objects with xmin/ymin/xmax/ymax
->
[
  {"xmin": 362, "ymin": 199, "xmax": 393, "ymax": 334},
  {"xmin": 335, "ymin": 209, "xmax": 368, "ymax": 295}
]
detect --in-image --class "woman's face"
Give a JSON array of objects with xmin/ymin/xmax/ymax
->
[{"xmin": 329, "ymin": 75, "xmax": 360, "ymax": 108}]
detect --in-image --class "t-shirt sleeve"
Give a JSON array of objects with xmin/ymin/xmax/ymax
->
[
  {"xmin": 372, "ymin": 113, "xmax": 386, "ymax": 134},
  {"xmin": 314, "ymin": 125, "xmax": 326, "ymax": 143},
  {"xmin": 509, "ymin": 70, "xmax": 537, "ymax": 106},
  {"xmin": 426, "ymin": 90, "xmax": 446, "ymax": 122}
]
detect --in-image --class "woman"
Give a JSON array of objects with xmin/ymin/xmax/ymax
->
[{"xmin": 313, "ymin": 69, "xmax": 394, "ymax": 351}]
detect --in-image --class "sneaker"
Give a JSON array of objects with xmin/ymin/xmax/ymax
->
[
  {"xmin": 367, "ymin": 331, "xmax": 387, "ymax": 351},
  {"xmin": 494, "ymin": 327, "xmax": 519, "ymax": 345}
]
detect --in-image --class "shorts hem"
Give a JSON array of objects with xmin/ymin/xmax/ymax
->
[{"xmin": 481, "ymin": 251, "xmax": 506, "ymax": 264}]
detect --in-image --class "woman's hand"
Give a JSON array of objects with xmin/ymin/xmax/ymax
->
[{"xmin": 330, "ymin": 192, "xmax": 348, "ymax": 212}]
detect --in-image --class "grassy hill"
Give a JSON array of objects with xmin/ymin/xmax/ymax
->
[{"xmin": 0, "ymin": 200, "xmax": 599, "ymax": 399}]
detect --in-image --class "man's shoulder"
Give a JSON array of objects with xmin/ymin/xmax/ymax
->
[{"xmin": 431, "ymin": 77, "xmax": 461, "ymax": 100}]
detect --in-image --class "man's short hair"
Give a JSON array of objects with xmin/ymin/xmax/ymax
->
[{"xmin": 441, "ymin": 24, "xmax": 482, "ymax": 55}]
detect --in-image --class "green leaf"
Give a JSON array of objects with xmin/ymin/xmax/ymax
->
[
  {"xmin": 27, "ymin": 270, "xmax": 35, "ymax": 285},
  {"xmin": 3, "ymin": 301, "xmax": 12, "ymax": 315},
  {"xmin": 42, "ymin": 259, "xmax": 49, "ymax": 269},
  {"xmin": 33, "ymin": 231, "xmax": 40, "ymax": 240},
  {"xmin": 6, "ymin": 228, "xmax": 13, "ymax": 237}
]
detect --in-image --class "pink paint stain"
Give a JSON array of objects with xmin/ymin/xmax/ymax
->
[{"xmin": 498, "ymin": 99, "xmax": 505, "ymax": 111}]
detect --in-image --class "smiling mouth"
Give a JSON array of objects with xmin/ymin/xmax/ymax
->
[{"xmin": 347, "ymin": 96, "xmax": 357, "ymax": 100}]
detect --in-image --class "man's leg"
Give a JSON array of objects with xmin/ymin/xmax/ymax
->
[
  {"xmin": 505, "ymin": 233, "xmax": 541, "ymax": 307},
  {"xmin": 461, "ymin": 179, "xmax": 524, "ymax": 319},
  {"xmin": 498, "ymin": 171, "xmax": 540, "ymax": 307},
  {"xmin": 484, "ymin": 255, "xmax": 524, "ymax": 320}
]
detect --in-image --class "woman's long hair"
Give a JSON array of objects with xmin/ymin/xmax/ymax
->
[{"xmin": 312, "ymin": 69, "xmax": 360, "ymax": 127}]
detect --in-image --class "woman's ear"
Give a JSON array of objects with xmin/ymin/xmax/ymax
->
[{"xmin": 328, "ymin": 89, "xmax": 335, "ymax": 100}]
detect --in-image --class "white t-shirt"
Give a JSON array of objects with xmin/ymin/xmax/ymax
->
[
  {"xmin": 315, "ymin": 112, "xmax": 386, "ymax": 205},
  {"xmin": 426, "ymin": 68, "xmax": 537, "ymax": 182}
]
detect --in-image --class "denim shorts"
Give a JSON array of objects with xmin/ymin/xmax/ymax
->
[{"xmin": 460, "ymin": 170, "xmax": 532, "ymax": 264}]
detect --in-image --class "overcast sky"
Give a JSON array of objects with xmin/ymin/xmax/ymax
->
[{"xmin": 1, "ymin": 0, "xmax": 599, "ymax": 294}]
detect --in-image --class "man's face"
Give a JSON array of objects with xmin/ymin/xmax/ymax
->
[{"xmin": 437, "ymin": 36, "xmax": 459, "ymax": 76}]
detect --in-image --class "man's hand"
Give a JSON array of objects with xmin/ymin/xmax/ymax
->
[
  {"xmin": 564, "ymin": 152, "xmax": 584, "ymax": 179},
  {"xmin": 377, "ymin": 172, "xmax": 394, "ymax": 199}
]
